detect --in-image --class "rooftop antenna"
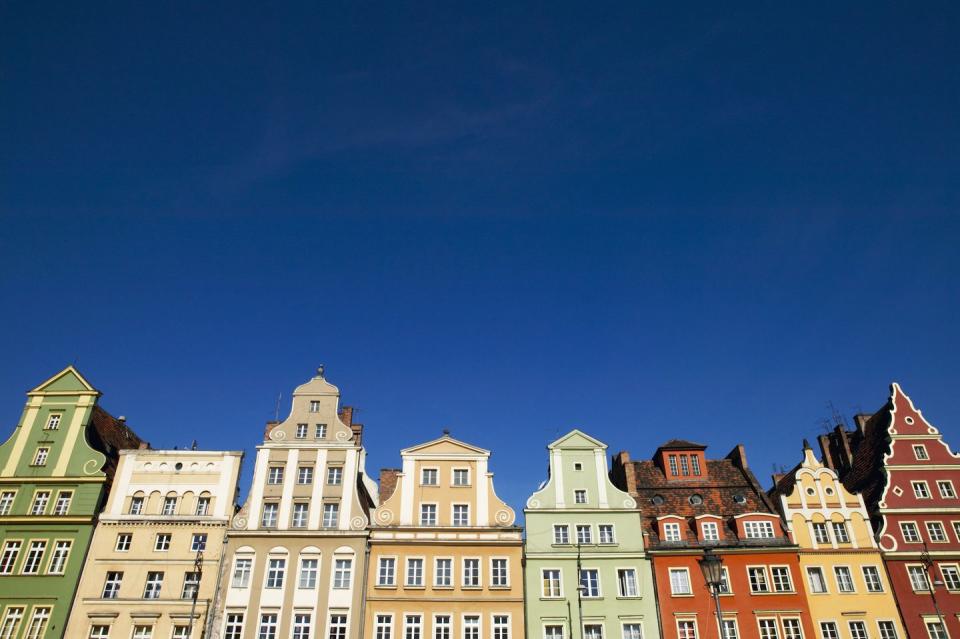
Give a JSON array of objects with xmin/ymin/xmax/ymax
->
[{"xmin": 274, "ymin": 393, "xmax": 282, "ymax": 422}]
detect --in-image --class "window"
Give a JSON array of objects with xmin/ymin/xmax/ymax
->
[
  {"xmin": 453, "ymin": 505, "xmax": 469, "ymax": 527},
  {"xmin": 806, "ymin": 567, "xmax": 827, "ymax": 593},
  {"xmin": 375, "ymin": 615, "xmax": 393, "ymax": 639},
  {"xmin": 758, "ymin": 620, "xmax": 779, "ymax": 639},
  {"xmin": 102, "ymin": 571, "xmax": 123, "ymax": 598},
  {"xmin": 297, "ymin": 466, "xmax": 314, "ymax": 484},
  {"xmin": 30, "ymin": 492, "xmax": 49, "ymax": 515},
  {"xmin": 329, "ymin": 614, "xmax": 348, "ymax": 639},
  {"xmin": 748, "ymin": 567, "xmax": 770, "ymax": 593},
  {"xmin": 574, "ymin": 462, "xmax": 583, "ymax": 471},
  {"xmin": 435, "ymin": 557, "xmax": 452, "ymax": 586},
  {"xmin": 232, "ymin": 558, "xmax": 252, "ymax": 588},
  {"xmin": 834, "ymin": 566, "xmax": 855, "ymax": 592},
  {"xmin": 819, "ymin": 623, "xmax": 839, "ymax": 639},
  {"xmin": 32, "ymin": 447, "xmax": 49, "ymax": 466},
  {"xmin": 191, "ymin": 533, "xmax": 207, "ymax": 552},
  {"xmin": 668, "ymin": 455, "xmax": 679, "ymax": 476},
  {"xmin": 490, "ymin": 557, "xmax": 508, "ymax": 587},
  {"xmin": 717, "ymin": 567, "xmax": 731, "ymax": 593},
  {"xmin": 877, "ymin": 621, "xmax": 898, "ymax": 639},
  {"xmin": 599, "ymin": 524, "xmax": 615, "ymax": 543},
  {"xmin": 744, "ymin": 521, "xmax": 775, "ymax": 538},
  {"xmin": 45, "ymin": 413, "xmax": 62, "ymax": 430},
  {"xmin": 771, "ymin": 566, "xmax": 793, "ymax": 592},
  {"xmin": 90, "ymin": 625, "xmax": 111, "ymax": 639},
  {"xmin": 406, "ymin": 558, "xmax": 424, "ymax": 586},
  {"xmin": 47, "ymin": 540, "xmax": 72, "ymax": 574},
  {"xmin": 782, "ymin": 620, "xmax": 803, "ymax": 639},
  {"xmin": 914, "ymin": 444, "xmax": 929, "ymax": 460},
  {"xmin": 463, "ymin": 558, "xmax": 480, "ymax": 587},
  {"xmin": 132, "ymin": 626, "xmax": 153, "ymax": 639},
  {"xmin": 327, "ymin": 466, "xmax": 343, "ymax": 485},
  {"xmin": 422, "ymin": 469, "xmax": 438, "ymax": 485},
  {"xmin": 143, "ymin": 571, "xmax": 164, "ymax": 599},
  {"xmin": 296, "ymin": 423, "xmax": 308, "ymax": 438},
  {"xmin": 574, "ymin": 490, "xmax": 587, "ymax": 504},
  {"xmin": 579, "ymin": 568, "xmax": 600, "ymax": 597},
  {"xmin": 901, "ymin": 522, "xmax": 921, "ymax": 543},
  {"xmin": 453, "ymin": 469, "xmax": 470, "ymax": 486},
  {"xmin": 941, "ymin": 564, "xmax": 960, "ymax": 590},
  {"xmin": 316, "ymin": 423, "xmax": 327, "ymax": 438},
  {"xmin": 938, "ymin": 481, "xmax": 956, "ymax": 498},
  {"xmin": 908, "ymin": 565, "xmax": 931, "ymax": 591},
  {"xmin": 420, "ymin": 504, "xmax": 437, "ymax": 526},
  {"xmin": 663, "ymin": 522, "xmax": 681, "ymax": 542},
  {"xmin": 434, "ymin": 616, "xmax": 451, "ymax": 639},
  {"xmin": 323, "ymin": 503, "xmax": 340, "ymax": 528},
  {"xmin": 162, "ymin": 496, "xmax": 177, "ymax": 515},
  {"xmin": 623, "ymin": 624, "xmax": 644, "ymax": 639},
  {"xmin": 299, "ymin": 558, "xmax": 318, "ymax": 589},
  {"xmin": 702, "ymin": 522, "xmax": 719, "ymax": 541},
  {"xmin": 669, "ymin": 568, "xmax": 691, "ymax": 594},
  {"xmin": 333, "ymin": 558, "xmax": 352, "ymax": 588},
  {"xmin": 378, "ymin": 557, "xmax": 396, "ymax": 586},
  {"xmin": 863, "ymin": 565, "xmax": 884, "ymax": 592},
  {"xmin": 129, "ymin": 496, "xmax": 144, "ymax": 514},
  {"xmin": 677, "ymin": 621, "xmax": 697, "ymax": 639},
  {"xmin": 0, "ymin": 491, "xmax": 15, "ymax": 515},
  {"xmin": 913, "ymin": 481, "xmax": 931, "ymax": 499},
  {"xmin": 267, "ymin": 466, "xmax": 284, "ymax": 484},
  {"xmin": 812, "ymin": 523, "xmax": 829, "ymax": 544},
  {"xmin": 928, "ymin": 522, "xmax": 948, "ymax": 542},
  {"xmin": 181, "ymin": 571, "xmax": 200, "ymax": 599},
  {"xmin": 261, "ymin": 503, "xmax": 278, "ymax": 527},
  {"xmin": 554, "ymin": 525, "xmax": 569, "ymax": 544},
  {"xmin": 290, "ymin": 614, "xmax": 312, "ymax": 639},
  {"xmin": 953, "ymin": 521, "xmax": 960, "ymax": 542},
  {"xmin": 691, "ymin": 455, "xmax": 702, "ymax": 475},
  {"xmin": 493, "ymin": 616, "xmax": 509, "ymax": 639},
  {"xmin": 0, "ymin": 541, "xmax": 21, "ymax": 574},
  {"xmin": 542, "ymin": 569, "xmax": 562, "ymax": 597},
  {"xmin": 292, "ymin": 503, "xmax": 309, "ymax": 528},
  {"xmin": 259, "ymin": 614, "xmax": 278, "ymax": 639},
  {"xmin": 463, "ymin": 616, "xmax": 480, "ymax": 639},
  {"xmin": 154, "ymin": 533, "xmax": 171, "ymax": 551},
  {"xmin": 577, "ymin": 525, "xmax": 593, "ymax": 544},
  {"xmin": 927, "ymin": 622, "xmax": 948, "ymax": 639},
  {"xmin": 310, "ymin": 401, "xmax": 321, "ymax": 412},
  {"xmin": 196, "ymin": 496, "xmax": 210, "ymax": 515},
  {"xmin": 0, "ymin": 608, "xmax": 23, "ymax": 639},
  {"xmin": 618, "ymin": 568, "xmax": 638, "ymax": 597},
  {"xmin": 53, "ymin": 491, "xmax": 72, "ymax": 515},
  {"xmin": 111, "ymin": 533, "xmax": 131, "ymax": 553},
  {"xmin": 680, "ymin": 455, "xmax": 689, "ymax": 475},
  {"xmin": 21, "ymin": 540, "xmax": 46, "ymax": 574},
  {"xmin": 405, "ymin": 615, "xmax": 422, "ymax": 639},
  {"xmin": 545, "ymin": 626, "xmax": 564, "ymax": 639},
  {"xmin": 831, "ymin": 522, "xmax": 850, "ymax": 543},
  {"xmin": 720, "ymin": 621, "xmax": 738, "ymax": 639},
  {"xmin": 584, "ymin": 626, "xmax": 602, "ymax": 639},
  {"xmin": 265, "ymin": 558, "xmax": 285, "ymax": 588}
]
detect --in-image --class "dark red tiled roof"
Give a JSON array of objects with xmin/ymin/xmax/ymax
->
[{"xmin": 656, "ymin": 438, "xmax": 708, "ymax": 451}]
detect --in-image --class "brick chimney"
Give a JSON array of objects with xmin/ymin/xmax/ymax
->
[
  {"xmin": 379, "ymin": 468, "xmax": 401, "ymax": 503},
  {"xmin": 264, "ymin": 421, "xmax": 280, "ymax": 440},
  {"xmin": 726, "ymin": 444, "xmax": 749, "ymax": 470},
  {"xmin": 610, "ymin": 451, "xmax": 636, "ymax": 494},
  {"xmin": 338, "ymin": 406, "xmax": 354, "ymax": 427},
  {"xmin": 351, "ymin": 423, "xmax": 363, "ymax": 446}
]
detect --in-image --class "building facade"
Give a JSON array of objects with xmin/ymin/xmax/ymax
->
[
  {"xmin": 364, "ymin": 433, "xmax": 524, "ymax": 639},
  {"xmin": 822, "ymin": 383, "xmax": 960, "ymax": 639},
  {"xmin": 524, "ymin": 430, "xmax": 659, "ymax": 639},
  {"xmin": 0, "ymin": 366, "xmax": 143, "ymax": 639},
  {"xmin": 771, "ymin": 441, "xmax": 905, "ymax": 639},
  {"xmin": 212, "ymin": 368, "xmax": 377, "ymax": 639},
  {"xmin": 612, "ymin": 440, "xmax": 815, "ymax": 639},
  {"xmin": 64, "ymin": 448, "xmax": 243, "ymax": 639}
]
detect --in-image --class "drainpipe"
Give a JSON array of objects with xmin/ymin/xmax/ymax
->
[
  {"xmin": 357, "ymin": 535, "xmax": 372, "ymax": 639},
  {"xmin": 204, "ymin": 533, "xmax": 230, "ymax": 638}
]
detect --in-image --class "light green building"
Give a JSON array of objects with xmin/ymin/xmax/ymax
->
[
  {"xmin": 0, "ymin": 366, "xmax": 142, "ymax": 639},
  {"xmin": 524, "ymin": 430, "xmax": 660, "ymax": 639}
]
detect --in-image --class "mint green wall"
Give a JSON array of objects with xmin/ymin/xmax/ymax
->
[
  {"xmin": 524, "ymin": 431, "xmax": 661, "ymax": 639},
  {"xmin": 0, "ymin": 368, "xmax": 111, "ymax": 639}
]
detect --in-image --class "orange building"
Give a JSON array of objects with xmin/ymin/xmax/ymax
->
[{"xmin": 613, "ymin": 440, "xmax": 814, "ymax": 639}]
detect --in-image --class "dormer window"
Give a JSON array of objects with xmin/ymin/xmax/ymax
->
[
  {"xmin": 743, "ymin": 520, "xmax": 775, "ymax": 539},
  {"xmin": 668, "ymin": 455, "xmax": 679, "ymax": 476},
  {"xmin": 309, "ymin": 401, "xmax": 320, "ymax": 413},
  {"xmin": 701, "ymin": 522, "xmax": 719, "ymax": 541},
  {"xmin": 663, "ymin": 522, "xmax": 682, "ymax": 541},
  {"xmin": 679, "ymin": 456, "xmax": 689, "ymax": 475},
  {"xmin": 691, "ymin": 456, "xmax": 701, "ymax": 476}
]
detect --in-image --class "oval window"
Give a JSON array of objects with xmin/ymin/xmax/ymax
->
[
  {"xmin": 651, "ymin": 495, "xmax": 665, "ymax": 505},
  {"xmin": 689, "ymin": 494, "xmax": 703, "ymax": 505}
]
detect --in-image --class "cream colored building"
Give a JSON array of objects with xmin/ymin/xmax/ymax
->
[
  {"xmin": 212, "ymin": 368, "xmax": 377, "ymax": 639},
  {"xmin": 364, "ymin": 433, "xmax": 524, "ymax": 639},
  {"xmin": 64, "ymin": 448, "xmax": 243, "ymax": 639}
]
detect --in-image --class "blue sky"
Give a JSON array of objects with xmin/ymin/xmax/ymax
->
[{"xmin": 2, "ymin": 3, "xmax": 958, "ymax": 515}]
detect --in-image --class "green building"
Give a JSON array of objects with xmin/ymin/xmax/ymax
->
[
  {"xmin": 524, "ymin": 430, "xmax": 660, "ymax": 639},
  {"xmin": 0, "ymin": 366, "xmax": 142, "ymax": 639}
]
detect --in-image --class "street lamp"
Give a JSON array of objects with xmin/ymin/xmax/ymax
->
[
  {"xmin": 698, "ymin": 548, "xmax": 725, "ymax": 639},
  {"xmin": 921, "ymin": 542, "xmax": 947, "ymax": 635}
]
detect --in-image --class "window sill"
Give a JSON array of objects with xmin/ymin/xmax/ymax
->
[
  {"xmin": 374, "ymin": 585, "xmax": 397, "ymax": 590},
  {"xmin": 433, "ymin": 586, "xmax": 454, "ymax": 590},
  {"xmin": 489, "ymin": 586, "xmax": 511, "ymax": 590},
  {"xmin": 404, "ymin": 586, "xmax": 426, "ymax": 590},
  {"xmin": 671, "ymin": 593, "xmax": 695, "ymax": 597},
  {"xmin": 461, "ymin": 586, "xmax": 483, "ymax": 590},
  {"xmin": 616, "ymin": 596, "xmax": 641, "ymax": 600}
]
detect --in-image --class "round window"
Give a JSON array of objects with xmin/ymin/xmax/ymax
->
[
  {"xmin": 733, "ymin": 494, "xmax": 747, "ymax": 504},
  {"xmin": 806, "ymin": 487, "xmax": 815, "ymax": 496},
  {"xmin": 651, "ymin": 495, "xmax": 665, "ymax": 505},
  {"xmin": 825, "ymin": 487, "xmax": 834, "ymax": 495},
  {"xmin": 905, "ymin": 416, "xmax": 915, "ymax": 425},
  {"xmin": 175, "ymin": 462, "xmax": 183, "ymax": 471},
  {"xmin": 689, "ymin": 494, "xmax": 703, "ymax": 506}
]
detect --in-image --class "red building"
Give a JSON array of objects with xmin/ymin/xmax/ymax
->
[
  {"xmin": 821, "ymin": 384, "xmax": 960, "ymax": 639},
  {"xmin": 612, "ymin": 440, "xmax": 814, "ymax": 639}
]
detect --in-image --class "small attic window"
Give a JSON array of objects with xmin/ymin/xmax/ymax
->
[
  {"xmin": 806, "ymin": 487, "xmax": 815, "ymax": 496},
  {"xmin": 689, "ymin": 494, "xmax": 703, "ymax": 506},
  {"xmin": 733, "ymin": 494, "xmax": 747, "ymax": 504},
  {"xmin": 651, "ymin": 495, "xmax": 665, "ymax": 505},
  {"xmin": 175, "ymin": 462, "xmax": 183, "ymax": 471},
  {"xmin": 309, "ymin": 401, "xmax": 321, "ymax": 413},
  {"xmin": 905, "ymin": 416, "xmax": 915, "ymax": 425},
  {"xmin": 574, "ymin": 463, "xmax": 583, "ymax": 471}
]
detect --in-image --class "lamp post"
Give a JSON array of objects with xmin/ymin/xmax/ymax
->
[
  {"xmin": 698, "ymin": 548, "xmax": 725, "ymax": 639},
  {"xmin": 186, "ymin": 548, "xmax": 204, "ymax": 637},
  {"xmin": 921, "ymin": 542, "xmax": 948, "ymax": 635}
]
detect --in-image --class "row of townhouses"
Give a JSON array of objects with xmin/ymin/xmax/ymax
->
[{"xmin": 0, "ymin": 365, "xmax": 957, "ymax": 639}]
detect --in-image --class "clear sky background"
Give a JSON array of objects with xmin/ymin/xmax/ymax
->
[{"xmin": 2, "ymin": 3, "xmax": 958, "ymax": 516}]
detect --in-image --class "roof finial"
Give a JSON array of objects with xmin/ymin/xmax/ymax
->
[
  {"xmin": 317, "ymin": 364, "xmax": 325, "ymax": 378},
  {"xmin": 442, "ymin": 428, "xmax": 450, "ymax": 436},
  {"xmin": 802, "ymin": 438, "xmax": 811, "ymax": 451}
]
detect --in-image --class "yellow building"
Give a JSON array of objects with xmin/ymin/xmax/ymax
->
[
  {"xmin": 365, "ymin": 433, "xmax": 524, "ymax": 639},
  {"xmin": 64, "ymin": 448, "xmax": 243, "ymax": 639},
  {"xmin": 772, "ymin": 441, "xmax": 906, "ymax": 639}
]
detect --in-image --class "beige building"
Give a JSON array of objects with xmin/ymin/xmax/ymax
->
[
  {"xmin": 212, "ymin": 368, "xmax": 377, "ymax": 639},
  {"xmin": 364, "ymin": 433, "xmax": 524, "ymax": 639},
  {"xmin": 64, "ymin": 447, "xmax": 243, "ymax": 639}
]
